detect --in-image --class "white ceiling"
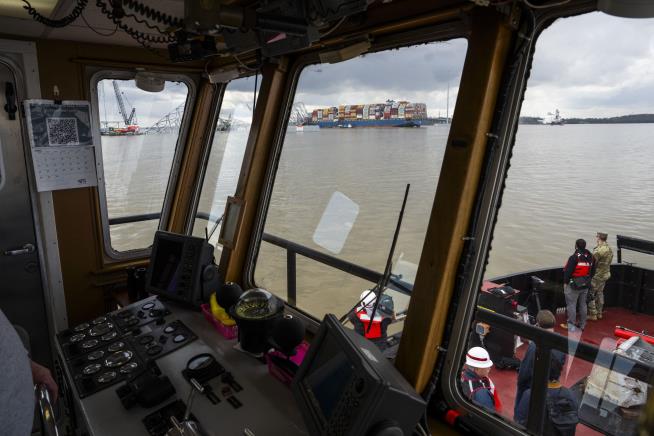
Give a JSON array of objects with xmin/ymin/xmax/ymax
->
[{"xmin": 0, "ymin": 0, "xmax": 185, "ymax": 47}]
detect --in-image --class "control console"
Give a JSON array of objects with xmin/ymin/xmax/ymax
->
[{"xmin": 57, "ymin": 297, "xmax": 196, "ymax": 398}]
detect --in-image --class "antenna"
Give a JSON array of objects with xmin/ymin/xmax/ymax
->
[
  {"xmin": 339, "ymin": 184, "xmax": 411, "ymax": 327},
  {"xmin": 446, "ymin": 81, "xmax": 450, "ymax": 124},
  {"xmin": 206, "ymin": 213, "xmax": 225, "ymax": 242}
]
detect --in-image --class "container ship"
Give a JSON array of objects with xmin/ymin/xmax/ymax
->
[{"xmin": 310, "ymin": 100, "xmax": 429, "ymax": 128}]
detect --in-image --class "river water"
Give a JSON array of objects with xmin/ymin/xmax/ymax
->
[{"xmin": 102, "ymin": 124, "xmax": 654, "ymax": 319}]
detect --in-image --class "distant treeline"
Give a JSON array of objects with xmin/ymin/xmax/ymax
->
[{"xmin": 519, "ymin": 114, "xmax": 654, "ymax": 124}]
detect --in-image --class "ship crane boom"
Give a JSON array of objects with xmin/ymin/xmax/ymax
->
[{"xmin": 112, "ymin": 80, "xmax": 136, "ymax": 126}]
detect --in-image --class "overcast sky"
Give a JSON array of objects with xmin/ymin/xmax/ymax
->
[{"xmin": 99, "ymin": 11, "xmax": 654, "ymax": 127}]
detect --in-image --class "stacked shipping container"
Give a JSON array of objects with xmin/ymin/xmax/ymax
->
[{"xmin": 310, "ymin": 100, "xmax": 427, "ymax": 123}]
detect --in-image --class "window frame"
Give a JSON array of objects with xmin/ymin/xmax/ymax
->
[
  {"xmin": 185, "ymin": 72, "xmax": 261, "ymax": 241},
  {"xmin": 185, "ymin": 81, "xmax": 226, "ymax": 236},
  {"xmin": 90, "ymin": 69, "xmax": 197, "ymax": 260},
  {"xmin": 438, "ymin": 3, "xmax": 606, "ymax": 435},
  {"xmin": 242, "ymin": 21, "xmax": 470, "ymax": 331}
]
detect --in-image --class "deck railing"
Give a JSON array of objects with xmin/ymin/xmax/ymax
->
[
  {"xmin": 108, "ymin": 211, "xmax": 219, "ymax": 226},
  {"xmin": 260, "ymin": 232, "xmax": 413, "ymax": 306}
]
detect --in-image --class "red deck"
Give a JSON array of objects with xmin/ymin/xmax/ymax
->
[{"xmin": 488, "ymin": 307, "xmax": 654, "ymax": 435}]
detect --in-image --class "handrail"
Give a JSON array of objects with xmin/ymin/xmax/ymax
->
[
  {"xmin": 617, "ymin": 235, "xmax": 654, "ymax": 263},
  {"xmin": 476, "ymin": 309, "xmax": 654, "ymax": 434},
  {"xmin": 108, "ymin": 211, "xmax": 220, "ymax": 226},
  {"xmin": 261, "ymin": 232, "xmax": 413, "ymax": 305}
]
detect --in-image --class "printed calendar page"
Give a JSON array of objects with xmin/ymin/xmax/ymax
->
[{"xmin": 24, "ymin": 100, "xmax": 98, "ymax": 192}]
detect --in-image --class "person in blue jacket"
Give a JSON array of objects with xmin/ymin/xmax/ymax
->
[
  {"xmin": 514, "ymin": 310, "xmax": 566, "ymax": 419},
  {"xmin": 460, "ymin": 346, "xmax": 502, "ymax": 412},
  {"xmin": 515, "ymin": 355, "xmax": 579, "ymax": 435}
]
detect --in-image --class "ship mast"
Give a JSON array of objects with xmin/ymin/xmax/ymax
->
[{"xmin": 446, "ymin": 81, "xmax": 450, "ymax": 124}]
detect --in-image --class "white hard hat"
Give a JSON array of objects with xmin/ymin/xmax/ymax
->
[
  {"xmin": 465, "ymin": 347, "xmax": 493, "ymax": 369},
  {"xmin": 360, "ymin": 290, "xmax": 376, "ymax": 308}
]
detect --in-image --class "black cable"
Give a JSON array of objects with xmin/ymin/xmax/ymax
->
[
  {"xmin": 96, "ymin": 0, "xmax": 176, "ymax": 46},
  {"xmin": 123, "ymin": 12, "xmax": 172, "ymax": 35},
  {"xmin": 122, "ymin": 0, "xmax": 183, "ymax": 28},
  {"xmin": 81, "ymin": 12, "xmax": 118, "ymax": 36},
  {"xmin": 22, "ymin": 0, "xmax": 88, "ymax": 28}
]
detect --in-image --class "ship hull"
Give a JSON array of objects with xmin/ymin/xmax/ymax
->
[{"xmin": 316, "ymin": 119, "xmax": 423, "ymax": 128}]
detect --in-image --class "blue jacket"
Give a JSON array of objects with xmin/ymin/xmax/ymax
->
[
  {"xmin": 515, "ymin": 385, "xmax": 578, "ymax": 429},
  {"xmin": 460, "ymin": 368, "xmax": 497, "ymax": 412},
  {"xmin": 515, "ymin": 342, "xmax": 566, "ymax": 418}
]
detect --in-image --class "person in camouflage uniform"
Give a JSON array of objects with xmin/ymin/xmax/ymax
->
[{"xmin": 588, "ymin": 232, "xmax": 613, "ymax": 320}]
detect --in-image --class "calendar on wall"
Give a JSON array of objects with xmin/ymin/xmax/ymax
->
[{"xmin": 24, "ymin": 100, "xmax": 98, "ymax": 192}]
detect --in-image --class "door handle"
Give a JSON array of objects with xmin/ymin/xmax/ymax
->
[{"xmin": 3, "ymin": 243, "xmax": 36, "ymax": 256}]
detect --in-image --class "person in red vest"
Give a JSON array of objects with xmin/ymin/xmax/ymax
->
[
  {"xmin": 353, "ymin": 290, "xmax": 395, "ymax": 340},
  {"xmin": 460, "ymin": 346, "xmax": 502, "ymax": 413},
  {"xmin": 561, "ymin": 238, "xmax": 595, "ymax": 331}
]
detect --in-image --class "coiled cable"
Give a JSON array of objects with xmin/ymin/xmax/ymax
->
[
  {"xmin": 22, "ymin": 0, "xmax": 88, "ymax": 28},
  {"xmin": 96, "ymin": 0, "xmax": 176, "ymax": 45},
  {"xmin": 121, "ymin": 0, "xmax": 183, "ymax": 29}
]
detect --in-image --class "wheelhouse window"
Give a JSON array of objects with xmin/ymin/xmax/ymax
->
[
  {"xmin": 252, "ymin": 39, "xmax": 468, "ymax": 337},
  {"xmin": 191, "ymin": 75, "xmax": 259, "ymax": 252},
  {"xmin": 94, "ymin": 76, "xmax": 191, "ymax": 255},
  {"xmin": 453, "ymin": 12, "xmax": 654, "ymax": 435}
]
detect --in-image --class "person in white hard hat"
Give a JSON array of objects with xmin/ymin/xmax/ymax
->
[{"xmin": 460, "ymin": 346, "xmax": 502, "ymax": 412}]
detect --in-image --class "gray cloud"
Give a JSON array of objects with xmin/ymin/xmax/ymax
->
[
  {"xmin": 522, "ymin": 12, "xmax": 654, "ymax": 117},
  {"xmin": 110, "ymin": 12, "xmax": 654, "ymax": 126}
]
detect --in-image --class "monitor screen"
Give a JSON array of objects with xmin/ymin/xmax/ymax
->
[
  {"xmin": 146, "ymin": 231, "xmax": 215, "ymax": 306},
  {"xmin": 150, "ymin": 237, "xmax": 183, "ymax": 293},
  {"xmin": 293, "ymin": 314, "xmax": 425, "ymax": 436},
  {"xmin": 303, "ymin": 335, "xmax": 354, "ymax": 422}
]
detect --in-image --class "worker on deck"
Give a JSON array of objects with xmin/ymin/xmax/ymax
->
[
  {"xmin": 588, "ymin": 232, "xmax": 613, "ymax": 321},
  {"xmin": 514, "ymin": 310, "xmax": 566, "ymax": 420},
  {"xmin": 562, "ymin": 239, "xmax": 595, "ymax": 331},
  {"xmin": 460, "ymin": 346, "xmax": 502, "ymax": 413},
  {"xmin": 514, "ymin": 354, "xmax": 579, "ymax": 434},
  {"xmin": 351, "ymin": 290, "xmax": 395, "ymax": 340}
]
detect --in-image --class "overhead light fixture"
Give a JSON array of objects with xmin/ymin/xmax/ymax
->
[
  {"xmin": 135, "ymin": 72, "xmax": 165, "ymax": 93},
  {"xmin": 207, "ymin": 66, "xmax": 241, "ymax": 84},
  {"xmin": 598, "ymin": 0, "xmax": 654, "ymax": 18},
  {"xmin": 319, "ymin": 40, "xmax": 371, "ymax": 64}
]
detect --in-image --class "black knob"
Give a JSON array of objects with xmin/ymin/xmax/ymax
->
[
  {"xmin": 270, "ymin": 314, "xmax": 305, "ymax": 356},
  {"xmin": 216, "ymin": 282, "xmax": 244, "ymax": 310},
  {"xmin": 367, "ymin": 420, "xmax": 403, "ymax": 436}
]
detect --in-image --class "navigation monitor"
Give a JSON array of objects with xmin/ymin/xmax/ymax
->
[
  {"xmin": 292, "ymin": 314, "xmax": 426, "ymax": 436},
  {"xmin": 146, "ymin": 231, "xmax": 215, "ymax": 307}
]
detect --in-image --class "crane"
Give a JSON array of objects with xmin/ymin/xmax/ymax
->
[{"xmin": 112, "ymin": 80, "xmax": 137, "ymax": 127}]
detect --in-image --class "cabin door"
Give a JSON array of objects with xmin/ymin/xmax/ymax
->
[{"xmin": 0, "ymin": 59, "xmax": 52, "ymax": 367}]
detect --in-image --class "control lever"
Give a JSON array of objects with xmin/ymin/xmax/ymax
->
[
  {"xmin": 184, "ymin": 379, "xmax": 204, "ymax": 421},
  {"xmin": 35, "ymin": 384, "xmax": 60, "ymax": 436},
  {"xmin": 165, "ymin": 378, "xmax": 205, "ymax": 436}
]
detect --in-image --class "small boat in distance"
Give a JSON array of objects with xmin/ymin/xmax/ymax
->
[{"xmin": 546, "ymin": 109, "xmax": 564, "ymax": 125}]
